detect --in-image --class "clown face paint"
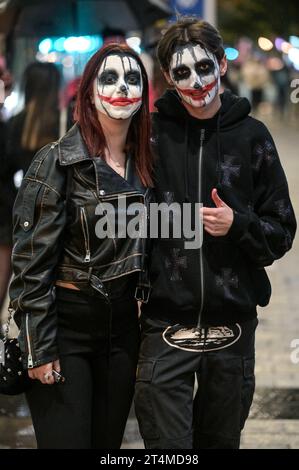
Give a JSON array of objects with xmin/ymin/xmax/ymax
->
[
  {"xmin": 93, "ymin": 54, "xmax": 143, "ymax": 120},
  {"xmin": 170, "ymin": 44, "xmax": 220, "ymax": 108}
]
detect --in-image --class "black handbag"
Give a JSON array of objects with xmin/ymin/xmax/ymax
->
[{"xmin": 0, "ymin": 305, "xmax": 31, "ymax": 395}]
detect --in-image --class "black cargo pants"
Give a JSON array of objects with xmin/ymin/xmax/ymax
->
[{"xmin": 134, "ymin": 314, "xmax": 258, "ymax": 449}]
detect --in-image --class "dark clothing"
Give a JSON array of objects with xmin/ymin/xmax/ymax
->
[
  {"xmin": 6, "ymin": 110, "xmax": 60, "ymax": 175},
  {"xmin": 26, "ymin": 286, "xmax": 140, "ymax": 449},
  {"xmin": 0, "ymin": 120, "xmax": 13, "ymax": 246},
  {"xmin": 0, "ymin": 121, "xmax": 12, "ymax": 313},
  {"xmin": 9, "ymin": 123, "xmax": 151, "ymax": 369},
  {"xmin": 6, "ymin": 111, "xmax": 45, "ymax": 177},
  {"xmin": 143, "ymin": 90, "xmax": 296, "ymax": 326},
  {"xmin": 251, "ymin": 89, "xmax": 263, "ymax": 110},
  {"xmin": 1, "ymin": 110, "xmax": 59, "ymax": 245},
  {"xmin": 135, "ymin": 312, "xmax": 257, "ymax": 449}
]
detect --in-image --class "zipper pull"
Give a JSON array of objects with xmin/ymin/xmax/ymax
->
[
  {"xmin": 25, "ymin": 313, "xmax": 34, "ymax": 368},
  {"xmin": 200, "ymin": 128, "xmax": 205, "ymax": 142},
  {"xmin": 84, "ymin": 250, "xmax": 91, "ymax": 263},
  {"xmin": 27, "ymin": 354, "xmax": 34, "ymax": 369}
]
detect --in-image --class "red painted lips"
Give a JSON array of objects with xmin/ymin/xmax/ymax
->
[
  {"xmin": 178, "ymin": 79, "xmax": 217, "ymax": 101},
  {"xmin": 99, "ymin": 95, "xmax": 142, "ymax": 106}
]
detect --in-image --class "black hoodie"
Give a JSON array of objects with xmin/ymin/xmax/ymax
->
[{"xmin": 143, "ymin": 89, "xmax": 297, "ymax": 326}]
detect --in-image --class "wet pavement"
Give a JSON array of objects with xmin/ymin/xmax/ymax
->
[
  {"xmin": 0, "ymin": 395, "xmax": 34, "ymax": 449},
  {"xmin": 250, "ymin": 388, "xmax": 299, "ymax": 420},
  {"xmin": 1, "ymin": 112, "xmax": 299, "ymax": 449},
  {"xmin": 1, "ymin": 387, "xmax": 299, "ymax": 449}
]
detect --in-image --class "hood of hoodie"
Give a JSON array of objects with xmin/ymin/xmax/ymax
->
[{"xmin": 154, "ymin": 89, "xmax": 251, "ymax": 130}]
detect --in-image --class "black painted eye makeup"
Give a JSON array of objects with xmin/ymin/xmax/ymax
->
[
  {"xmin": 172, "ymin": 66, "xmax": 191, "ymax": 82},
  {"xmin": 195, "ymin": 59, "xmax": 215, "ymax": 76},
  {"xmin": 98, "ymin": 69, "xmax": 118, "ymax": 86},
  {"xmin": 125, "ymin": 70, "xmax": 141, "ymax": 86}
]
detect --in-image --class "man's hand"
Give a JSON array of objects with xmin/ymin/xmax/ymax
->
[
  {"xmin": 28, "ymin": 359, "xmax": 61, "ymax": 385},
  {"xmin": 200, "ymin": 188, "xmax": 234, "ymax": 237}
]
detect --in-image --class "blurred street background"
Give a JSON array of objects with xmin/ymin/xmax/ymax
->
[{"xmin": 0, "ymin": 0, "xmax": 299, "ymax": 449}]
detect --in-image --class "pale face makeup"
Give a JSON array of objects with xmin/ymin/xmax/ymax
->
[
  {"xmin": 93, "ymin": 53, "xmax": 143, "ymax": 120},
  {"xmin": 169, "ymin": 43, "xmax": 220, "ymax": 108}
]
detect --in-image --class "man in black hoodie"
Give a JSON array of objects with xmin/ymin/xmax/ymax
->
[{"xmin": 134, "ymin": 18, "xmax": 297, "ymax": 449}]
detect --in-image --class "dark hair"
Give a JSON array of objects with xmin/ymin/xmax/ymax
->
[
  {"xmin": 74, "ymin": 43, "xmax": 153, "ymax": 187},
  {"xmin": 23, "ymin": 62, "xmax": 60, "ymax": 105},
  {"xmin": 157, "ymin": 17, "xmax": 225, "ymax": 71},
  {"xmin": 21, "ymin": 62, "xmax": 60, "ymax": 151}
]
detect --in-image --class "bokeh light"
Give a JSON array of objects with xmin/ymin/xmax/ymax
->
[
  {"xmin": 258, "ymin": 37, "xmax": 273, "ymax": 51},
  {"xmin": 281, "ymin": 41, "xmax": 293, "ymax": 54},
  {"xmin": 126, "ymin": 36, "xmax": 142, "ymax": 54},
  {"xmin": 38, "ymin": 35, "xmax": 103, "ymax": 55},
  {"xmin": 274, "ymin": 37, "xmax": 285, "ymax": 51},
  {"xmin": 290, "ymin": 35, "xmax": 299, "ymax": 48},
  {"xmin": 225, "ymin": 47, "xmax": 239, "ymax": 61},
  {"xmin": 64, "ymin": 36, "xmax": 91, "ymax": 53},
  {"xmin": 38, "ymin": 38, "xmax": 52, "ymax": 54},
  {"xmin": 288, "ymin": 47, "xmax": 299, "ymax": 67}
]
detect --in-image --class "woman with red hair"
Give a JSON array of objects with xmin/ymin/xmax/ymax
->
[{"xmin": 9, "ymin": 43, "xmax": 153, "ymax": 449}]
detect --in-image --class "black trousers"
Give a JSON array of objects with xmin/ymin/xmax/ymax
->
[
  {"xmin": 135, "ymin": 313, "xmax": 258, "ymax": 449},
  {"xmin": 26, "ymin": 287, "xmax": 140, "ymax": 449}
]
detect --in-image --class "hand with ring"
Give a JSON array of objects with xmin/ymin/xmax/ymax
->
[{"xmin": 28, "ymin": 359, "xmax": 61, "ymax": 385}]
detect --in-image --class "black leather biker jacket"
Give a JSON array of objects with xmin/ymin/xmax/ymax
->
[{"xmin": 9, "ymin": 124, "xmax": 151, "ymax": 368}]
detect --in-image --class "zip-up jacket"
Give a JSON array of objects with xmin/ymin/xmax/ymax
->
[
  {"xmin": 9, "ymin": 123, "xmax": 151, "ymax": 368},
  {"xmin": 143, "ymin": 89, "xmax": 297, "ymax": 326}
]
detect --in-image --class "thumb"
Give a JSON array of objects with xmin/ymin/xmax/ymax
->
[
  {"xmin": 211, "ymin": 188, "xmax": 226, "ymax": 208},
  {"xmin": 53, "ymin": 359, "xmax": 61, "ymax": 373}
]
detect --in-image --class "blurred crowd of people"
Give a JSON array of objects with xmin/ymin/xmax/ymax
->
[{"xmin": 223, "ymin": 54, "xmax": 298, "ymax": 118}]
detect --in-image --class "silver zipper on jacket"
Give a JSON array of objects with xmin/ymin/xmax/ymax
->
[
  {"xmin": 100, "ymin": 190, "xmax": 144, "ymax": 200},
  {"xmin": 80, "ymin": 207, "xmax": 91, "ymax": 262},
  {"xmin": 197, "ymin": 128, "xmax": 205, "ymax": 328},
  {"xmin": 25, "ymin": 313, "xmax": 34, "ymax": 368}
]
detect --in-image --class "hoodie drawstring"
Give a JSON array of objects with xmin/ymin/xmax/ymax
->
[{"xmin": 184, "ymin": 120, "xmax": 190, "ymax": 203}]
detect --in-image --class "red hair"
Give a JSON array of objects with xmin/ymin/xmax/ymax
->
[{"xmin": 74, "ymin": 43, "xmax": 153, "ymax": 187}]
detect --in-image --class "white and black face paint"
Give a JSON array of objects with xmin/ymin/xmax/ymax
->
[
  {"xmin": 170, "ymin": 44, "xmax": 220, "ymax": 108},
  {"xmin": 93, "ymin": 53, "xmax": 143, "ymax": 120}
]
